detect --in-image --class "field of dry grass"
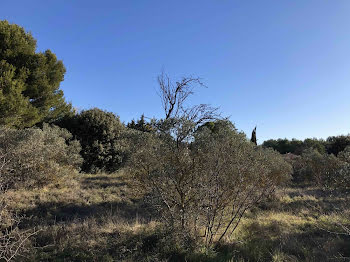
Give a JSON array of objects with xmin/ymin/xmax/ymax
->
[
  {"xmin": 3, "ymin": 171, "xmax": 350, "ymax": 261},
  {"xmin": 229, "ymin": 186, "xmax": 350, "ymax": 261}
]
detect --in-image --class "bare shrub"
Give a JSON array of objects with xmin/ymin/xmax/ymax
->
[
  {"xmin": 0, "ymin": 184, "xmax": 37, "ymax": 261},
  {"xmin": 0, "ymin": 124, "xmax": 80, "ymax": 260}
]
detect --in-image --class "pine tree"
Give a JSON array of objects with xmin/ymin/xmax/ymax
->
[
  {"xmin": 0, "ymin": 20, "xmax": 72, "ymax": 128},
  {"xmin": 0, "ymin": 61, "xmax": 39, "ymax": 127},
  {"xmin": 127, "ymin": 114, "xmax": 154, "ymax": 132}
]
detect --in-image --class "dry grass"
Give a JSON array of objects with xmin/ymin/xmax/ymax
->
[
  {"xmin": 1, "ymin": 170, "xmax": 167, "ymax": 261},
  {"xmin": 2, "ymin": 170, "xmax": 350, "ymax": 261},
  {"xmin": 224, "ymin": 186, "xmax": 350, "ymax": 262}
]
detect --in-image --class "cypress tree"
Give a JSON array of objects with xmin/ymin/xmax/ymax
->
[{"xmin": 251, "ymin": 126, "xmax": 257, "ymax": 145}]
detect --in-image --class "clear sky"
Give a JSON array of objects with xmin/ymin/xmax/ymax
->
[{"xmin": 1, "ymin": 0, "xmax": 350, "ymax": 142}]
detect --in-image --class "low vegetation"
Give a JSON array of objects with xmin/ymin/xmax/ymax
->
[{"xmin": 0, "ymin": 171, "xmax": 349, "ymax": 261}]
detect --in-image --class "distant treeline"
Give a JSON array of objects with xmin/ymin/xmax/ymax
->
[{"xmin": 262, "ymin": 136, "xmax": 350, "ymax": 156}]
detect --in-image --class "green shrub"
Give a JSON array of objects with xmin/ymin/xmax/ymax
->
[{"xmin": 56, "ymin": 108, "xmax": 127, "ymax": 173}]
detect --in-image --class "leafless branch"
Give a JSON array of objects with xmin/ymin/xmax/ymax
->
[{"xmin": 157, "ymin": 71, "xmax": 207, "ymax": 120}]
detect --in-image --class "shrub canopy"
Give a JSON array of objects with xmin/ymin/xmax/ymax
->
[
  {"xmin": 0, "ymin": 124, "xmax": 82, "ymax": 188},
  {"xmin": 130, "ymin": 119, "xmax": 292, "ymax": 245},
  {"xmin": 56, "ymin": 108, "xmax": 127, "ymax": 173}
]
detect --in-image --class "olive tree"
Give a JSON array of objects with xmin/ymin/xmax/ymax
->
[
  {"xmin": 130, "ymin": 73, "xmax": 218, "ymax": 243},
  {"xmin": 129, "ymin": 73, "xmax": 292, "ymax": 247},
  {"xmin": 193, "ymin": 121, "xmax": 291, "ymax": 245}
]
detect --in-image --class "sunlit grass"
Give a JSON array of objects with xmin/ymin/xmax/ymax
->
[{"xmin": 3, "ymin": 170, "xmax": 350, "ymax": 261}]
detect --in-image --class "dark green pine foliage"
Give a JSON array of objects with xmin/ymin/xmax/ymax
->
[
  {"xmin": 127, "ymin": 114, "xmax": 154, "ymax": 132},
  {"xmin": 56, "ymin": 108, "xmax": 126, "ymax": 173},
  {"xmin": 0, "ymin": 20, "xmax": 73, "ymax": 128}
]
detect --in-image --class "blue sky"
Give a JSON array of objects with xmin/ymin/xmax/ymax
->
[{"xmin": 1, "ymin": 0, "xmax": 350, "ymax": 142}]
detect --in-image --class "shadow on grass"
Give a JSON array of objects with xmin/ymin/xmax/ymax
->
[
  {"xmin": 82, "ymin": 181, "xmax": 128, "ymax": 189},
  {"xmin": 280, "ymin": 198, "xmax": 347, "ymax": 213},
  {"xmin": 80, "ymin": 174, "xmax": 128, "ymax": 189},
  {"xmin": 21, "ymin": 199, "xmax": 156, "ymax": 228},
  {"xmin": 258, "ymin": 192, "xmax": 349, "ymax": 214}
]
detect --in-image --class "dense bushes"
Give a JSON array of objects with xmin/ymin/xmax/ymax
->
[
  {"xmin": 56, "ymin": 108, "xmax": 127, "ymax": 173},
  {"xmin": 0, "ymin": 124, "xmax": 82, "ymax": 188},
  {"xmin": 286, "ymin": 148, "xmax": 350, "ymax": 189},
  {"xmin": 265, "ymin": 136, "xmax": 350, "ymax": 190},
  {"xmin": 296, "ymin": 149, "xmax": 343, "ymax": 187}
]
